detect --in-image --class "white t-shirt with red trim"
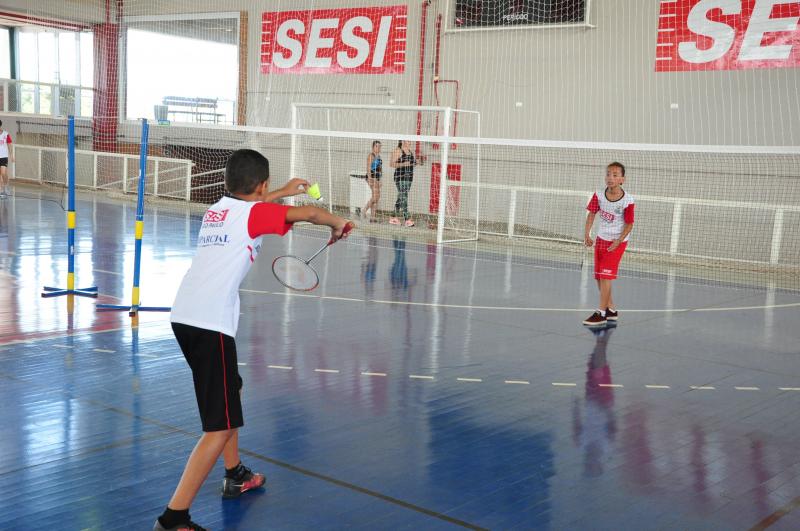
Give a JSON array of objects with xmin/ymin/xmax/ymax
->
[
  {"xmin": 586, "ymin": 189, "xmax": 635, "ymax": 242},
  {"xmin": 0, "ymin": 131, "xmax": 12, "ymax": 158},
  {"xmin": 171, "ymin": 196, "xmax": 293, "ymax": 336}
]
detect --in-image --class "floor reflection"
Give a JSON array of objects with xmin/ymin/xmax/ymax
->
[{"xmin": 573, "ymin": 324, "xmax": 617, "ymax": 478}]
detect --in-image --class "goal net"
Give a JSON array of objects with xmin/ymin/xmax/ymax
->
[{"xmin": 291, "ymin": 103, "xmax": 481, "ymax": 243}]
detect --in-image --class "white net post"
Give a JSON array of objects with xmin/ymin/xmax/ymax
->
[
  {"xmin": 437, "ymin": 108, "xmax": 481, "ymax": 244},
  {"xmin": 435, "ymin": 107, "xmax": 452, "ymax": 244}
]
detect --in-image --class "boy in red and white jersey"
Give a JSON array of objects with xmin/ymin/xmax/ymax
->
[
  {"xmin": 0, "ymin": 120, "xmax": 14, "ymax": 198},
  {"xmin": 154, "ymin": 149, "xmax": 353, "ymax": 531},
  {"xmin": 582, "ymin": 162, "xmax": 634, "ymax": 327}
]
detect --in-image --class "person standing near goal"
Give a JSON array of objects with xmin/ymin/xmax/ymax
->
[
  {"xmin": 362, "ymin": 140, "xmax": 382, "ymax": 223},
  {"xmin": 389, "ymin": 139, "xmax": 416, "ymax": 227},
  {"xmin": 582, "ymin": 162, "xmax": 634, "ymax": 327},
  {"xmin": 0, "ymin": 120, "xmax": 14, "ymax": 198}
]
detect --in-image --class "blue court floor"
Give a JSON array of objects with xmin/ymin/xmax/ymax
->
[{"xmin": 1, "ymin": 183, "xmax": 799, "ymax": 530}]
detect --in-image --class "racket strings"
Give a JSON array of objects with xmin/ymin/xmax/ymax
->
[{"xmin": 272, "ymin": 255, "xmax": 320, "ymax": 291}]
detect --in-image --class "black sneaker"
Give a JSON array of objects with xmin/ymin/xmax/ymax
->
[
  {"xmin": 582, "ymin": 311, "xmax": 607, "ymax": 326},
  {"xmin": 153, "ymin": 520, "xmax": 207, "ymax": 531},
  {"xmin": 605, "ymin": 308, "xmax": 618, "ymax": 321},
  {"xmin": 221, "ymin": 464, "xmax": 266, "ymax": 499}
]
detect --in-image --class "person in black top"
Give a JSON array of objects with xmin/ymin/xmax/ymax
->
[{"xmin": 389, "ymin": 140, "xmax": 417, "ymax": 227}]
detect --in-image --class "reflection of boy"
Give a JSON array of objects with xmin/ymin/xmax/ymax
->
[{"xmin": 573, "ymin": 327, "xmax": 617, "ymax": 478}]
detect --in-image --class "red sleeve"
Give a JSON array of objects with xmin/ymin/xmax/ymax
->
[
  {"xmin": 248, "ymin": 202, "xmax": 293, "ymax": 238},
  {"xmin": 586, "ymin": 193, "xmax": 600, "ymax": 213},
  {"xmin": 6, "ymin": 134, "xmax": 11, "ymax": 144},
  {"xmin": 623, "ymin": 203, "xmax": 635, "ymax": 224}
]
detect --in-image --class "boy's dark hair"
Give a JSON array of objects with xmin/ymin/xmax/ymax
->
[
  {"xmin": 225, "ymin": 149, "xmax": 269, "ymax": 194},
  {"xmin": 372, "ymin": 140, "xmax": 381, "ymax": 148},
  {"xmin": 607, "ymin": 161, "xmax": 625, "ymax": 176}
]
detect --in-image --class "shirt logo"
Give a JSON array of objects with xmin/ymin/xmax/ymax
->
[
  {"xmin": 198, "ymin": 233, "xmax": 230, "ymax": 246},
  {"xmin": 600, "ymin": 210, "xmax": 615, "ymax": 222},
  {"xmin": 203, "ymin": 209, "xmax": 229, "ymax": 223}
]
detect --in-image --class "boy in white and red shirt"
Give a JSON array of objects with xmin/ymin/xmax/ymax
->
[
  {"xmin": 583, "ymin": 162, "xmax": 634, "ymax": 327},
  {"xmin": 0, "ymin": 120, "xmax": 14, "ymax": 197},
  {"xmin": 155, "ymin": 149, "xmax": 353, "ymax": 531}
]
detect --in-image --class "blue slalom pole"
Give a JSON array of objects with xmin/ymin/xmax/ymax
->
[
  {"xmin": 97, "ymin": 118, "xmax": 170, "ymax": 315},
  {"xmin": 42, "ymin": 115, "xmax": 98, "ymax": 298}
]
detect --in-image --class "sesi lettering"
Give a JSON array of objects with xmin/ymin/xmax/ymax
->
[
  {"xmin": 678, "ymin": 0, "xmax": 740, "ymax": 63},
  {"xmin": 660, "ymin": 0, "xmax": 800, "ymax": 71},
  {"xmin": 306, "ymin": 18, "xmax": 340, "ymax": 68},
  {"xmin": 273, "ymin": 19, "xmax": 304, "ymax": 68},
  {"xmin": 338, "ymin": 16, "xmax": 372, "ymax": 68},
  {"xmin": 262, "ymin": 6, "xmax": 407, "ymax": 74},
  {"xmin": 739, "ymin": 0, "xmax": 800, "ymax": 61}
]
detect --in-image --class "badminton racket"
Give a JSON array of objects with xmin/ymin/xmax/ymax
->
[{"xmin": 272, "ymin": 223, "xmax": 354, "ymax": 291}]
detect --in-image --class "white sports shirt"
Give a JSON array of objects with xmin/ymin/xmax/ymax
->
[
  {"xmin": 0, "ymin": 131, "xmax": 12, "ymax": 158},
  {"xmin": 586, "ymin": 189, "xmax": 635, "ymax": 242},
  {"xmin": 171, "ymin": 196, "xmax": 293, "ymax": 336}
]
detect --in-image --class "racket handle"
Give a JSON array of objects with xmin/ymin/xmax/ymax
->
[{"xmin": 327, "ymin": 222, "xmax": 354, "ymax": 245}]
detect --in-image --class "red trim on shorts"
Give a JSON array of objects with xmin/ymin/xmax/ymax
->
[{"xmin": 219, "ymin": 333, "xmax": 231, "ymax": 430}]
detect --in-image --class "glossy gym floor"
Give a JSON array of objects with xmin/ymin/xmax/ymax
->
[{"xmin": 1, "ymin": 184, "xmax": 799, "ymax": 530}]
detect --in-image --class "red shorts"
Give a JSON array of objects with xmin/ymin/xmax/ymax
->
[{"xmin": 594, "ymin": 237, "xmax": 627, "ymax": 280}]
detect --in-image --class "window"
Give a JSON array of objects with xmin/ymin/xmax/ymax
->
[
  {"xmin": 451, "ymin": 0, "xmax": 587, "ymax": 29},
  {"xmin": 125, "ymin": 15, "xmax": 239, "ymax": 124},
  {"xmin": 0, "ymin": 28, "xmax": 10, "ymax": 79},
  {"xmin": 16, "ymin": 28, "xmax": 94, "ymax": 115}
]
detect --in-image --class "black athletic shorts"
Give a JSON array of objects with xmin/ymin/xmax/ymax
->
[
  {"xmin": 172, "ymin": 322, "xmax": 244, "ymax": 432},
  {"xmin": 0, "ymin": 158, "xmax": 7, "ymax": 167}
]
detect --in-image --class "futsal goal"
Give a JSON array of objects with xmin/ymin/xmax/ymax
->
[{"xmin": 290, "ymin": 103, "xmax": 481, "ymax": 244}]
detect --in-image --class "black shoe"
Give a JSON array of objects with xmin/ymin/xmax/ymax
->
[
  {"xmin": 582, "ymin": 311, "xmax": 607, "ymax": 326},
  {"xmin": 221, "ymin": 464, "xmax": 266, "ymax": 499},
  {"xmin": 605, "ymin": 308, "xmax": 618, "ymax": 321},
  {"xmin": 153, "ymin": 520, "xmax": 207, "ymax": 531}
]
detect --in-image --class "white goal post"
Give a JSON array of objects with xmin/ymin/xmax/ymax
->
[{"xmin": 290, "ymin": 102, "xmax": 482, "ymax": 244}]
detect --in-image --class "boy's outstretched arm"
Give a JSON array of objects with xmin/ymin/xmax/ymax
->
[
  {"xmin": 286, "ymin": 206, "xmax": 353, "ymax": 242},
  {"xmin": 584, "ymin": 212, "xmax": 596, "ymax": 247}
]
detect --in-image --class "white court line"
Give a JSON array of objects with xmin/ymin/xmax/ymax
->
[
  {"xmin": 599, "ymin": 384, "xmax": 623, "ymax": 388},
  {"xmin": 240, "ymin": 289, "xmax": 800, "ymax": 314},
  {"xmin": 136, "ymin": 353, "xmax": 158, "ymax": 358},
  {"xmin": 735, "ymin": 386, "xmax": 760, "ymax": 391},
  {"xmin": 94, "ymin": 269, "xmax": 124, "ymax": 276},
  {"xmin": 93, "ymin": 348, "xmax": 115, "ymax": 353},
  {"xmin": 505, "ymin": 380, "xmax": 530, "ymax": 385},
  {"xmin": 315, "ymin": 368, "xmax": 339, "ymax": 374},
  {"xmin": 552, "ymin": 382, "xmax": 577, "ymax": 387},
  {"xmin": 779, "ymin": 387, "xmax": 800, "ymax": 391},
  {"xmin": 53, "ymin": 344, "xmax": 72, "ymax": 349},
  {"xmin": 362, "ymin": 372, "xmax": 387, "ymax": 377},
  {"xmin": 409, "ymin": 374, "xmax": 434, "ymax": 380},
  {"xmin": 690, "ymin": 386, "xmax": 716, "ymax": 390},
  {"xmin": 268, "ymin": 365, "xmax": 293, "ymax": 370},
  {"xmin": 457, "ymin": 377, "xmax": 482, "ymax": 383},
  {"xmin": 646, "ymin": 385, "xmax": 671, "ymax": 389},
  {"xmin": 237, "ymin": 362, "xmax": 247, "ymax": 366}
]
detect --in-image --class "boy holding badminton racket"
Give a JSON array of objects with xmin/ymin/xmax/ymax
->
[
  {"xmin": 155, "ymin": 149, "xmax": 352, "ymax": 531},
  {"xmin": 582, "ymin": 162, "xmax": 634, "ymax": 327}
]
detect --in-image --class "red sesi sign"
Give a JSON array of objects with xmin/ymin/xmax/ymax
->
[
  {"xmin": 261, "ymin": 5, "xmax": 408, "ymax": 75},
  {"xmin": 655, "ymin": 0, "xmax": 800, "ymax": 71}
]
